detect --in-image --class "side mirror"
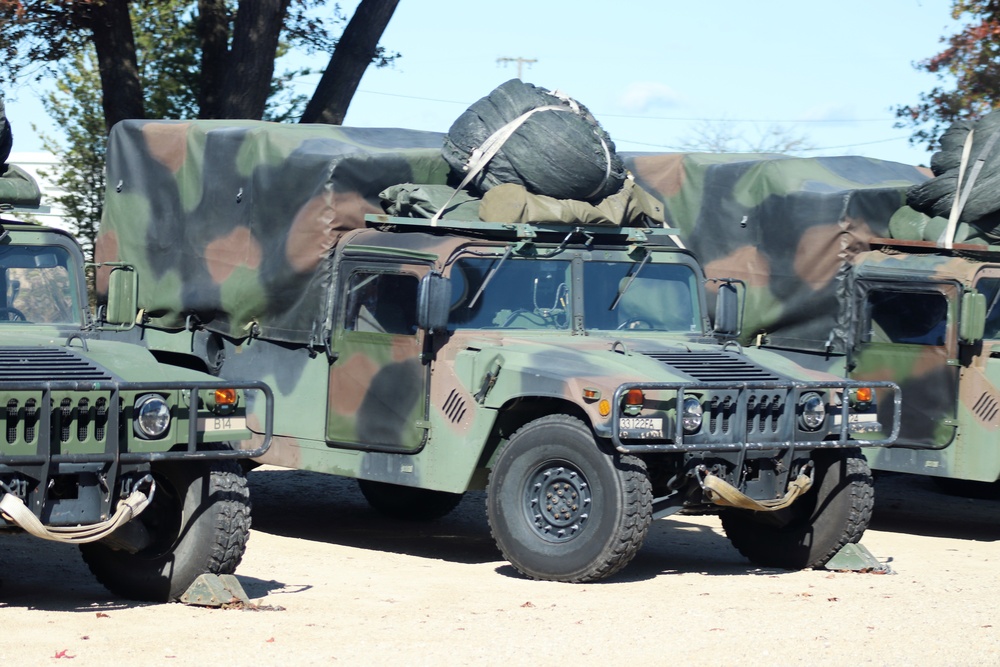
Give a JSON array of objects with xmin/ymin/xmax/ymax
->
[
  {"xmin": 960, "ymin": 290, "xmax": 986, "ymax": 344},
  {"xmin": 417, "ymin": 272, "xmax": 451, "ymax": 334},
  {"xmin": 714, "ymin": 281, "xmax": 741, "ymax": 337},
  {"xmin": 103, "ymin": 265, "xmax": 138, "ymax": 329}
]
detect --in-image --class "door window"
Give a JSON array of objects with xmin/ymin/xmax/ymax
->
[
  {"xmin": 865, "ymin": 289, "xmax": 948, "ymax": 346},
  {"xmin": 344, "ymin": 271, "xmax": 419, "ymax": 335}
]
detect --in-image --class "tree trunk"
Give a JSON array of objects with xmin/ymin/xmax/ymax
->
[
  {"xmin": 217, "ymin": 0, "xmax": 291, "ymax": 119},
  {"xmin": 78, "ymin": 0, "xmax": 144, "ymax": 132},
  {"xmin": 196, "ymin": 0, "xmax": 231, "ymax": 119},
  {"xmin": 300, "ymin": 0, "xmax": 400, "ymax": 125}
]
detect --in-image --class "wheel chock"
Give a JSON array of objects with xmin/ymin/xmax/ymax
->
[
  {"xmin": 822, "ymin": 543, "xmax": 894, "ymax": 574},
  {"xmin": 179, "ymin": 573, "xmax": 252, "ymax": 607}
]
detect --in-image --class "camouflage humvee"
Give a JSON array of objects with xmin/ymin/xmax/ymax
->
[
  {"xmin": 95, "ymin": 119, "xmax": 899, "ymax": 582},
  {"xmin": 0, "ymin": 146, "xmax": 273, "ymax": 601},
  {"xmin": 625, "ymin": 151, "xmax": 1000, "ymax": 495}
]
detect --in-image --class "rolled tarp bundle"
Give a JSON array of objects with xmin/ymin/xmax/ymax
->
[
  {"xmin": 907, "ymin": 110, "xmax": 1000, "ymax": 239},
  {"xmin": 442, "ymin": 79, "xmax": 626, "ymax": 202}
]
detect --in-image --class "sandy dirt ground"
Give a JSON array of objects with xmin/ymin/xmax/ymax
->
[{"xmin": 0, "ymin": 467, "xmax": 998, "ymax": 666}]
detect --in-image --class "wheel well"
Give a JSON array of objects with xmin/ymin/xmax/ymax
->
[{"xmin": 475, "ymin": 396, "xmax": 595, "ymax": 476}]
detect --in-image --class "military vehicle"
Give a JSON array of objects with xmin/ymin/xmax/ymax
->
[
  {"xmin": 0, "ymin": 126, "xmax": 273, "ymax": 601},
  {"xmin": 94, "ymin": 119, "xmax": 899, "ymax": 582},
  {"xmin": 624, "ymin": 150, "xmax": 1000, "ymax": 496}
]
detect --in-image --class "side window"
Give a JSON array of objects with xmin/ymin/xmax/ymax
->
[
  {"xmin": 865, "ymin": 289, "xmax": 948, "ymax": 346},
  {"xmin": 344, "ymin": 271, "xmax": 419, "ymax": 335},
  {"xmin": 976, "ymin": 277, "xmax": 1000, "ymax": 339}
]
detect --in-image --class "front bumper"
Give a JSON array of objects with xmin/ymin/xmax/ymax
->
[{"xmin": 608, "ymin": 379, "xmax": 900, "ymax": 454}]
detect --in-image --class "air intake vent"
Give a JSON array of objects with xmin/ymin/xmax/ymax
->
[
  {"xmin": 973, "ymin": 391, "xmax": 1000, "ymax": 424},
  {"xmin": 0, "ymin": 347, "xmax": 114, "ymax": 382},
  {"xmin": 442, "ymin": 389, "xmax": 468, "ymax": 424},
  {"xmin": 642, "ymin": 352, "xmax": 781, "ymax": 383}
]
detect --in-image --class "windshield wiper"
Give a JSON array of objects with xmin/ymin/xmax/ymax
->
[
  {"xmin": 609, "ymin": 251, "xmax": 651, "ymax": 311},
  {"xmin": 469, "ymin": 245, "xmax": 514, "ymax": 309}
]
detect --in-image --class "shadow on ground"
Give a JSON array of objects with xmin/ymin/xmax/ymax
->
[{"xmin": 869, "ymin": 472, "xmax": 1000, "ymax": 541}]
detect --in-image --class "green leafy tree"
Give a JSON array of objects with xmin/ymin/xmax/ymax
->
[
  {"xmin": 0, "ymin": 0, "xmax": 400, "ymax": 257},
  {"xmin": 895, "ymin": 1, "xmax": 1000, "ymax": 150}
]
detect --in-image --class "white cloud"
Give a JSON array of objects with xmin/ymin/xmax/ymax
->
[{"xmin": 617, "ymin": 82, "xmax": 681, "ymax": 113}]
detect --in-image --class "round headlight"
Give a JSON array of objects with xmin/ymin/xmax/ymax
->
[
  {"xmin": 681, "ymin": 396, "xmax": 703, "ymax": 434},
  {"xmin": 134, "ymin": 394, "xmax": 171, "ymax": 439},
  {"xmin": 798, "ymin": 392, "xmax": 826, "ymax": 431}
]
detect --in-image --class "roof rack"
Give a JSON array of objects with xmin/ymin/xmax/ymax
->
[{"xmin": 363, "ymin": 214, "xmax": 681, "ymax": 246}]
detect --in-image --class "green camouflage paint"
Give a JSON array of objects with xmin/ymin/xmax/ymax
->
[
  {"xmin": 626, "ymin": 150, "xmax": 1000, "ymax": 484},
  {"xmin": 97, "ymin": 119, "xmax": 901, "ymax": 580}
]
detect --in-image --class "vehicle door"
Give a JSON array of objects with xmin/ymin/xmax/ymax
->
[
  {"xmin": 327, "ymin": 261, "xmax": 431, "ymax": 453},
  {"xmin": 850, "ymin": 280, "xmax": 959, "ymax": 448}
]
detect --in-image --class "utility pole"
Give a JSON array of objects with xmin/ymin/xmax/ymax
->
[{"xmin": 497, "ymin": 56, "xmax": 537, "ymax": 80}]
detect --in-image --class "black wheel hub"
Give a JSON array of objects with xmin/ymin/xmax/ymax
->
[{"xmin": 524, "ymin": 461, "xmax": 592, "ymax": 543}]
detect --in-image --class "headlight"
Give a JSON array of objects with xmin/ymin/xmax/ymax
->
[
  {"xmin": 134, "ymin": 394, "xmax": 171, "ymax": 439},
  {"xmin": 798, "ymin": 392, "xmax": 826, "ymax": 431},
  {"xmin": 681, "ymin": 396, "xmax": 703, "ymax": 434}
]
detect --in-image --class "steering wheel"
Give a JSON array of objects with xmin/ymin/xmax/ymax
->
[
  {"xmin": 500, "ymin": 309, "xmax": 552, "ymax": 328},
  {"xmin": 617, "ymin": 318, "xmax": 652, "ymax": 330},
  {"xmin": 0, "ymin": 307, "xmax": 27, "ymax": 322}
]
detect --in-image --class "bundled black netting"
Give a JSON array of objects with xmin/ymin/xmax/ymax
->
[
  {"xmin": 442, "ymin": 79, "xmax": 626, "ymax": 201},
  {"xmin": 908, "ymin": 111, "xmax": 1000, "ymax": 229},
  {"xmin": 0, "ymin": 99, "xmax": 11, "ymax": 168}
]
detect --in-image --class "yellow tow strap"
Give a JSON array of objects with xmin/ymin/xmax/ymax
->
[{"xmin": 700, "ymin": 470, "xmax": 813, "ymax": 512}]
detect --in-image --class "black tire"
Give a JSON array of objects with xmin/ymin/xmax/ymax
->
[
  {"xmin": 720, "ymin": 448, "xmax": 873, "ymax": 570},
  {"xmin": 357, "ymin": 479, "xmax": 464, "ymax": 521},
  {"xmin": 80, "ymin": 458, "xmax": 250, "ymax": 602},
  {"xmin": 486, "ymin": 414, "xmax": 652, "ymax": 582}
]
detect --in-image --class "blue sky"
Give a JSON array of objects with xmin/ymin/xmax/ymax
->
[{"xmin": 5, "ymin": 0, "xmax": 963, "ymax": 166}]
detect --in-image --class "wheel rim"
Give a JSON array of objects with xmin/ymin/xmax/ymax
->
[{"xmin": 523, "ymin": 460, "xmax": 592, "ymax": 543}]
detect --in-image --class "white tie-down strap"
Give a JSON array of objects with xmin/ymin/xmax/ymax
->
[
  {"xmin": 432, "ymin": 93, "xmax": 614, "ymax": 225},
  {"xmin": 0, "ymin": 482, "xmax": 154, "ymax": 544}
]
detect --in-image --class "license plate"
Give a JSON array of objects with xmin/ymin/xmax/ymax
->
[
  {"xmin": 619, "ymin": 417, "xmax": 664, "ymax": 439},
  {"xmin": 832, "ymin": 412, "xmax": 882, "ymax": 434},
  {"xmin": 198, "ymin": 416, "xmax": 247, "ymax": 432}
]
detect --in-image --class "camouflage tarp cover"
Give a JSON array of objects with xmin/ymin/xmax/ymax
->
[
  {"xmin": 0, "ymin": 164, "xmax": 41, "ymax": 208},
  {"xmin": 625, "ymin": 153, "xmax": 930, "ymax": 353},
  {"xmin": 96, "ymin": 120, "xmax": 449, "ymax": 344}
]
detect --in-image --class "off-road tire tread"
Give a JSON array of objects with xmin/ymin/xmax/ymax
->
[
  {"xmin": 721, "ymin": 449, "xmax": 873, "ymax": 569},
  {"xmin": 487, "ymin": 414, "xmax": 652, "ymax": 583},
  {"xmin": 80, "ymin": 459, "xmax": 251, "ymax": 601}
]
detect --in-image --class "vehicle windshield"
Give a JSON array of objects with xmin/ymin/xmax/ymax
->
[
  {"xmin": 447, "ymin": 255, "xmax": 700, "ymax": 332},
  {"xmin": 583, "ymin": 260, "xmax": 700, "ymax": 332},
  {"xmin": 0, "ymin": 245, "xmax": 81, "ymax": 324}
]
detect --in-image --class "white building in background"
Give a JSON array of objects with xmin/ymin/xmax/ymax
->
[{"xmin": 6, "ymin": 151, "xmax": 69, "ymax": 232}]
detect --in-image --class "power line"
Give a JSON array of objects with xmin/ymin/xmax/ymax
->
[
  {"xmin": 354, "ymin": 88, "xmax": 900, "ymax": 124},
  {"xmin": 351, "ymin": 88, "xmax": 920, "ymax": 153},
  {"xmin": 496, "ymin": 57, "xmax": 537, "ymax": 80}
]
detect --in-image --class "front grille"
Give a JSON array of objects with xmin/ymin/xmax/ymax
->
[{"xmin": 645, "ymin": 351, "xmax": 790, "ymax": 442}]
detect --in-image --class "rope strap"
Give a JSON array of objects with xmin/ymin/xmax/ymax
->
[
  {"xmin": 432, "ymin": 91, "xmax": 614, "ymax": 225},
  {"xmin": 0, "ymin": 481, "xmax": 154, "ymax": 544},
  {"xmin": 700, "ymin": 469, "xmax": 813, "ymax": 512}
]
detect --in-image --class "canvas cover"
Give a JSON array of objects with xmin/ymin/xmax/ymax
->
[
  {"xmin": 624, "ymin": 152, "xmax": 930, "ymax": 353},
  {"xmin": 0, "ymin": 164, "xmax": 41, "ymax": 208},
  {"xmin": 96, "ymin": 119, "xmax": 449, "ymax": 344}
]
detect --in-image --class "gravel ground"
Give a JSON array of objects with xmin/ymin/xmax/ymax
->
[{"xmin": 0, "ymin": 468, "xmax": 997, "ymax": 666}]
